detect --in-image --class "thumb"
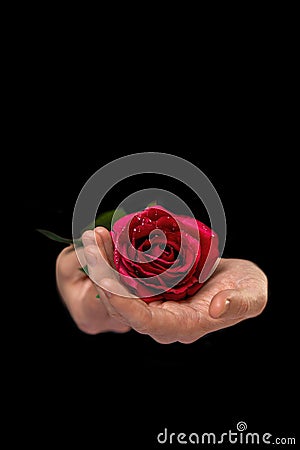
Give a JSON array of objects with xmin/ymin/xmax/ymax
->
[{"xmin": 209, "ymin": 288, "xmax": 265, "ymax": 319}]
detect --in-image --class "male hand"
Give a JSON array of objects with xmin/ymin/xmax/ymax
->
[
  {"xmin": 64, "ymin": 227, "xmax": 268, "ymax": 343},
  {"xmin": 56, "ymin": 229, "xmax": 131, "ymax": 334}
]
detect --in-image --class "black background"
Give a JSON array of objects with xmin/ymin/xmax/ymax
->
[{"xmin": 16, "ymin": 33, "xmax": 297, "ymax": 448}]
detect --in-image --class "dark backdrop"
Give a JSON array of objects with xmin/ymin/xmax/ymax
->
[
  {"xmin": 17, "ymin": 61, "xmax": 296, "ymax": 448},
  {"xmin": 22, "ymin": 154, "xmax": 296, "ymax": 447}
]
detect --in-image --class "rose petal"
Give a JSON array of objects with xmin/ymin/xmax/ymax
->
[
  {"xmin": 112, "ymin": 213, "xmax": 137, "ymax": 236},
  {"xmin": 112, "ymin": 205, "xmax": 219, "ymax": 302},
  {"xmin": 156, "ymin": 215, "xmax": 179, "ymax": 233}
]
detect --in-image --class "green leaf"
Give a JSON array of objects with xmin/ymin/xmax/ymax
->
[
  {"xmin": 37, "ymin": 208, "xmax": 127, "ymax": 247},
  {"xmin": 95, "ymin": 207, "xmax": 127, "ymax": 230},
  {"xmin": 36, "ymin": 229, "xmax": 82, "ymax": 247},
  {"xmin": 146, "ymin": 200, "xmax": 157, "ymax": 208},
  {"xmin": 96, "ymin": 294, "xmax": 100, "ymax": 299},
  {"xmin": 36, "ymin": 229, "xmax": 73, "ymax": 244},
  {"xmin": 80, "ymin": 208, "xmax": 127, "ymax": 233}
]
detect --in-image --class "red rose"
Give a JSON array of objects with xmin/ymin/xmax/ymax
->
[{"xmin": 111, "ymin": 206, "xmax": 219, "ymax": 303}]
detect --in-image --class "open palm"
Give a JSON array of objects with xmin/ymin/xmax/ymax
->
[{"xmin": 78, "ymin": 227, "xmax": 268, "ymax": 343}]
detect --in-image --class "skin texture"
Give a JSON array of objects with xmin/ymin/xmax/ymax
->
[{"xmin": 56, "ymin": 227, "xmax": 268, "ymax": 344}]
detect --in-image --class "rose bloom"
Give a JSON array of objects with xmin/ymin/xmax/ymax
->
[{"xmin": 111, "ymin": 206, "xmax": 219, "ymax": 303}]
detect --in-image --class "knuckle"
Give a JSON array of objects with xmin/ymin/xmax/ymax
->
[
  {"xmin": 177, "ymin": 311, "xmax": 205, "ymax": 343},
  {"xmin": 56, "ymin": 251, "xmax": 69, "ymax": 277},
  {"xmin": 71, "ymin": 306, "xmax": 101, "ymax": 335},
  {"xmin": 134, "ymin": 324, "xmax": 149, "ymax": 334},
  {"xmin": 251, "ymin": 292, "xmax": 268, "ymax": 317},
  {"xmin": 235, "ymin": 300, "xmax": 250, "ymax": 316},
  {"xmin": 56, "ymin": 246, "xmax": 78, "ymax": 278},
  {"xmin": 130, "ymin": 310, "xmax": 152, "ymax": 334},
  {"xmin": 152, "ymin": 335, "xmax": 177, "ymax": 344},
  {"xmin": 76, "ymin": 320, "xmax": 100, "ymax": 335},
  {"xmin": 180, "ymin": 335, "xmax": 201, "ymax": 344}
]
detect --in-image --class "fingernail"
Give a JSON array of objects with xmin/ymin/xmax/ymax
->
[
  {"xmin": 85, "ymin": 250, "xmax": 97, "ymax": 266},
  {"xmin": 218, "ymin": 299, "xmax": 231, "ymax": 317}
]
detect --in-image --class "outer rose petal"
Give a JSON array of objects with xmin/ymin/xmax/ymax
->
[
  {"xmin": 177, "ymin": 215, "xmax": 219, "ymax": 281},
  {"xmin": 111, "ymin": 212, "xmax": 137, "ymax": 236}
]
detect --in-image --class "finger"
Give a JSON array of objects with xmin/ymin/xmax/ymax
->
[
  {"xmin": 82, "ymin": 230, "xmax": 115, "ymax": 283},
  {"xmin": 99, "ymin": 278, "xmax": 179, "ymax": 340},
  {"xmin": 82, "ymin": 229, "xmax": 118, "ymax": 280},
  {"xmin": 96, "ymin": 286, "xmax": 131, "ymax": 333},
  {"xmin": 94, "ymin": 227, "xmax": 115, "ymax": 268},
  {"xmin": 209, "ymin": 288, "xmax": 266, "ymax": 319},
  {"xmin": 97, "ymin": 277, "xmax": 137, "ymax": 320},
  {"xmin": 56, "ymin": 245, "xmax": 86, "ymax": 279},
  {"xmin": 82, "ymin": 229, "xmax": 97, "ymax": 248}
]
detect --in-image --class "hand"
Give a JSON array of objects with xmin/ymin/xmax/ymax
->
[
  {"xmin": 76, "ymin": 227, "xmax": 268, "ymax": 343},
  {"xmin": 55, "ymin": 230, "xmax": 131, "ymax": 334}
]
